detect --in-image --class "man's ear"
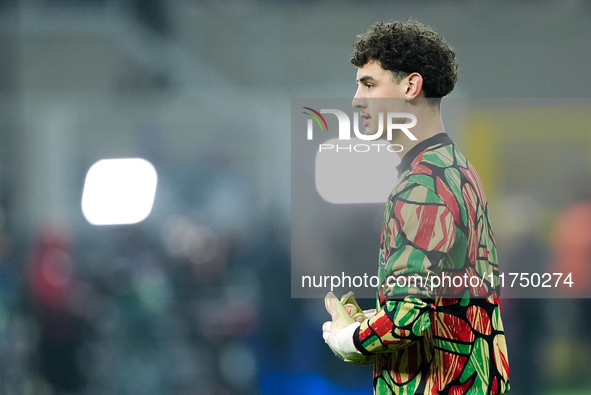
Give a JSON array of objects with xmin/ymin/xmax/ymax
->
[{"xmin": 405, "ymin": 72, "xmax": 424, "ymax": 100}]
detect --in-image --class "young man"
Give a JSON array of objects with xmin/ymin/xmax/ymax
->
[{"xmin": 322, "ymin": 20, "xmax": 510, "ymax": 394}]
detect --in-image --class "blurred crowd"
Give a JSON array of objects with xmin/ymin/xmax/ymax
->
[{"xmin": 0, "ymin": 210, "xmax": 290, "ymax": 394}]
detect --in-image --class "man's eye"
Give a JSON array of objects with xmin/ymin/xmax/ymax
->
[{"xmin": 365, "ymin": 84, "xmax": 374, "ymax": 89}]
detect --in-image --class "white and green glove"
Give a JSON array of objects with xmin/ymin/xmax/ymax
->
[
  {"xmin": 322, "ymin": 291, "xmax": 374, "ymax": 365},
  {"xmin": 340, "ymin": 291, "xmax": 376, "ymax": 322}
]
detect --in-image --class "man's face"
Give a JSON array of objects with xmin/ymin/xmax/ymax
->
[{"xmin": 352, "ymin": 59, "xmax": 408, "ymax": 136}]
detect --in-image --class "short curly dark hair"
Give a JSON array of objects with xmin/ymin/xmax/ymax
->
[{"xmin": 351, "ymin": 20, "xmax": 458, "ymax": 98}]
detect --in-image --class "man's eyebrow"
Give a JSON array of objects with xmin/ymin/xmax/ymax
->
[{"xmin": 357, "ymin": 75, "xmax": 375, "ymax": 83}]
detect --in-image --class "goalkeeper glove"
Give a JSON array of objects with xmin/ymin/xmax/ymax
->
[
  {"xmin": 340, "ymin": 291, "xmax": 376, "ymax": 322},
  {"xmin": 322, "ymin": 291, "xmax": 373, "ymax": 365}
]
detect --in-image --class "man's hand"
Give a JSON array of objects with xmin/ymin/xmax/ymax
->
[
  {"xmin": 323, "ymin": 292, "xmax": 373, "ymax": 365},
  {"xmin": 340, "ymin": 291, "xmax": 376, "ymax": 323}
]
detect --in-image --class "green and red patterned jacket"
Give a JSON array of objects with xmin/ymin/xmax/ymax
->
[{"xmin": 352, "ymin": 133, "xmax": 510, "ymax": 394}]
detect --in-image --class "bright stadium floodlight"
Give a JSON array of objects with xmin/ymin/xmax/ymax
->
[{"xmin": 81, "ymin": 158, "xmax": 158, "ymax": 225}]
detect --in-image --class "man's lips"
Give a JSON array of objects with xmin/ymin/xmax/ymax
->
[{"xmin": 361, "ymin": 113, "xmax": 371, "ymax": 126}]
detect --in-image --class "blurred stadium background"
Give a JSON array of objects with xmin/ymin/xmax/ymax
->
[{"xmin": 0, "ymin": 1, "xmax": 590, "ymax": 394}]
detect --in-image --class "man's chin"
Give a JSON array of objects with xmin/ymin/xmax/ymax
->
[{"xmin": 363, "ymin": 127, "xmax": 381, "ymax": 138}]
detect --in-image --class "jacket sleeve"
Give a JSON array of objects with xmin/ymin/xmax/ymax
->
[{"xmin": 353, "ymin": 183, "xmax": 456, "ymax": 355}]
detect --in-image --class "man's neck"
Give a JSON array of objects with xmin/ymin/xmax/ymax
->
[{"xmin": 390, "ymin": 105, "xmax": 445, "ymax": 160}]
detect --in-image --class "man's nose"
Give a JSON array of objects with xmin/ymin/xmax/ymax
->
[
  {"xmin": 351, "ymin": 89, "xmax": 366, "ymax": 109},
  {"xmin": 351, "ymin": 88, "xmax": 366, "ymax": 108}
]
